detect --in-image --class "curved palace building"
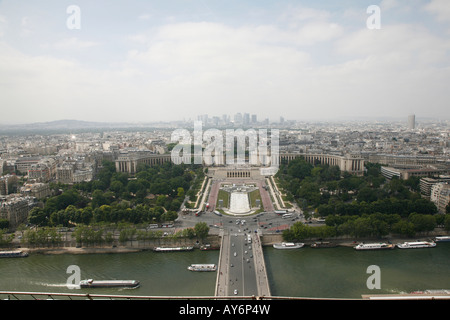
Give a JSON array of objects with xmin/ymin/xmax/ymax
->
[{"xmin": 115, "ymin": 151, "xmax": 365, "ymax": 176}]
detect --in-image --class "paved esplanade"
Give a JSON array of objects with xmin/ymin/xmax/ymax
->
[{"xmin": 215, "ymin": 228, "xmax": 271, "ymax": 298}]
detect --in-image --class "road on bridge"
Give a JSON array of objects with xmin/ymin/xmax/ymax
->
[{"xmin": 226, "ymin": 231, "xmax": 258, "ymax": 296}]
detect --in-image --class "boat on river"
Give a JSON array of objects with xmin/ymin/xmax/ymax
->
[
  {"xmin": 187, "ymin": 264, "xmax": 217, "ymax": 272},
  {"xmin": 153, "ymin": 246, "xmax": 194, "ymax": 252},
  {"xmin": 0, "ymin": 250, "xmax": 28, "ymax": 258},
  {"xmin": 410, "ymin": 289, "xmax": 450, "ymax": 295},
  {"xmin": 396, "ymin": 241, "xmax": 436, "ymax": 249},
  {"xmin": 354, "ymin": 243, "xmax": 395, "ymax": 250},
  {"xmin": 273, "ymin": 242, "xmax": 304, "ymax": 249},
  {"xmin": 199, "ymin": 244, "xmax": 219, "ymax": 250},
  {"xmin": 310, "ymin": 241, "xmax": 337, "ymax": 248},
  {"xmin": 434, "ymin": 236, "xmax": 450, "ymax": 242},
  {"xmin": 79, "ymin": 279, "xmax": 140, "ymax": 288}
]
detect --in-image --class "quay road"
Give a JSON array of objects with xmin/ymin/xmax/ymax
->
[{"xmin": 215, "ymin": 226, "xmax": 271, "ymax": 298}]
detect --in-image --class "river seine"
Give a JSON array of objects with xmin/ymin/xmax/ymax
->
[{"xmin": 0, "ymin": 243, "xmax": 449, "ymax": 299}]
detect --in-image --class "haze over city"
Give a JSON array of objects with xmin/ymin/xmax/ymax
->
[
  {"xmin": 1, "ymin": 0, "xmax": 450, "ymax": 124},
  {"xmin": 1, "ymin": 0, "xmax": 450, "ymax": 306}
]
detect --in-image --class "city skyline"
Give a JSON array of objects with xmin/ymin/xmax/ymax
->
[
  {"xmin": 1, "ymin": 0, "xmax": 450, "ymax": 124},
  {"xmin": 0, "ymin": 112, "xmax": 446, "ymax": 131}
]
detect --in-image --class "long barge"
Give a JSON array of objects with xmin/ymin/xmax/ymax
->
[
  {"xmin": 273, "ymin": 242, "xmax": 304, "ymax": 249},
  {"xmin": 354, "ymin": 243, "xmax": 395, "ymax": 250},
  {"xmin": 79, "ymin": 279, "xmax": 140, "ymax": 288},
  {"xmin": 0, "ymin": 250, "xmax": 29, "ymax": 258},
  {"xmin": 187, "ymin": 264, "xmax": 217, "ymax": 272},
  {"xmin": 434, "ymin": 236, "xmax": 450, "ymax": 242},
  {"xmin": 153, "ymin": 246, "xmax": 194, "ymax": 252},
  {"xmin": 396, "ymin": 241, "xmax": 436, "ymax": 249},
  {"xmin": 310, "ymin": 241, "xmax": 337, "ymax": 248}
]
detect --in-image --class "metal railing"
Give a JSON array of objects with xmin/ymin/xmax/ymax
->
[{"xmin": 0, "ymin": 291, "xmax": 354, "ymax": 300}]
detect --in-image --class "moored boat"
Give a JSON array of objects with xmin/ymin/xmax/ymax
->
[
  {"xmin": 410, "ymin": 289, "xmax": 450, "ymax": 295},
  {"xmin": 0, "ymin": 250, "xmax": 29, "ymax": 258},
  {"xmin": 200, "ymin": 244, "xmax": 219, "ymax": 250},
  {"xmin": 310, "ymin": 241, "xmax": 337, "ymax": 248},
  {"xmin": 153, "ymin": 246, "xmax": 194, "ymax": 252},
  {"xmin": 396, "ymin": 241, "xmax": 436, "ymax": 249},
  {"xmin": 354, "ymin": 243, "xmax": 395, "ymax": 250},
  {"xmin": 434, "ymin": 236, "xmax": 450, "ymax": 242},
  {"xmin": 187, "ymin": 264, "xmax": 217, "ymax": 272},
  {"xmin": 79, "ymin": 279, "xmax": 140, "ymax": 288},
  {"xmin": 273, "ymin": 242, "xmax": 304, "ymax": 249}
]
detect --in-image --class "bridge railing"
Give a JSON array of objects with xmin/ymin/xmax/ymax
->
[
  {"xmin": 0, "ymin": 291, "xmax": 365, "ymax": 300},
  {"xmin": 0, "ymin": 291, "xmax": 279, "ymax": 300}
]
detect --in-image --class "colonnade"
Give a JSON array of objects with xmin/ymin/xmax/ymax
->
[
  {"xmin": 226, "ymin": 170, "xmax": 251, "ymax": 178},
  {"xmin": 279, "ymin": 153, "xmax": 364, "ymax": 175},
  {"xmin": 115, "ymin": 152, "xmax": 365, "ymax": 176}
]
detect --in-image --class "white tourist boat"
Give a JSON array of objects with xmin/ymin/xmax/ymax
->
[
  {"xmin": 153, "ymin": 246, "xmax": 194, "ymax": 252},
  {"xmin": 0, "ymin": 250, "xmax": 29, "ymax": 258},
  {"xmin": 354, "ymin": 243, "xmax": 395, "ymax": 250},
  {"xmin": 273, "ymin": 242, "xmax": 304, "ymax": 249},
  {"xmin": 396, "ymin": 241, "xmax": 436, "ymax": 249},
  {"xmin": 187, "ymin": 264, "xmax": 217, "ymax": 272},
  {"xmin": 434, "ymin": 236, "xmax": 450, "ymax": 242},
  {"xmin": 79, "ymin": 279, "xmax": 140, "ymax": 288}
]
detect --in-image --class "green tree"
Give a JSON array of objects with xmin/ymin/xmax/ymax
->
[
  {"xmin": 80, "ymin": 207, "xmax": 93, "ymax": 224},
  {"xmin": 283, "ymin": 222, "xmax": 310, "ymax": 240},
  {"xmin": 91, "ymin": 189, "xmax": 108, "ymax": 208},
  {"xmin": 409, "ymin": 199, "xmax": 437, "ymax": 215},
  {"xmin": 0, "ymin": 229, "xmax": 14, "ymax": 246},
  {"xmin": 357, "ymin": 187, "xmax": 378, "ymax": 203},
  {"xmin": 392, "ymin": 220, "xmax": 416, "ymax": 237},
  {"xmin": 127, "ymin": 180, "xmax": 144, "ymax": 194},
  {"xmin": 110, "ymin": 180, "xmax": 124, "ymax": 194},
  {"xmin": 161, "ymin": 210, "xmax": 178, "ymax": 222},
  {"xmin": 409, "ymin": 213, "xmax": 436, "ymax": 234},
  {"xmin": 0, "ymin": 219, "xmax": 9, "ymax": 230},
  {"xmin": 444, "ymin": 214, "xmax": 450, "ymax": 231},
  {"xmin": 194, "ymin": 222, "xmax": 209, "ymax": 241},
  {"xmin": 287, "ymin": 158, "xmax": 313, "ymax": 179},
  {"xmin": 182, "ymin": 228, "xmax": 196, "ymax": 239},
  {"xmin": 177, "ymin": 187, "xmax": 185, "ymax": 198},
  {"xmin": 119, "ymin": 227, "xmax": 136, "ymax": 245}
]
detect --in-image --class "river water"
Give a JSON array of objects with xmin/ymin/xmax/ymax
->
[
  {"xmin": 265, "ymin": 243, "xmax": 450, "ymax": 298},
  {"xmin": 0, "ymin": 243, "xmax": 449, "ymax": 299}
]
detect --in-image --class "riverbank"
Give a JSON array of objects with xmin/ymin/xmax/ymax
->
[
  {"xmin": 13, "ymin": 229, "xmax": 449, "ymax": 255},
  {"xmin": 261, "ymin": 231, "xmax": 449, "ymax": 247},
  {"xmin": 22, "ymin": 247, "xmax": 144, "ymax": 255},
  {"xmin": 14, "ymin": 234, "xmax": 221, "ymax": 255}
]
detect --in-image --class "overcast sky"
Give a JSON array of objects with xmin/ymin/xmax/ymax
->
[{"xmin": 0, "ymin": 0, "xmax": 449, "ymax": 124}]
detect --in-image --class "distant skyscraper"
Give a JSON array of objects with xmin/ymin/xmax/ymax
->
[
  {"xmin": 234, "ymin": 112, "xmax": 242, "ymax": 124},
  {"xmin": 198, "ymin": 114, "xmax": 209, "ymax": 125},
  {"xmin": 243, "ymin": 113, "xmax": 250, "ymax": 125},
  {"xmin": 222, "ymin": 114, "xmax": 229, "ymax": 124},
  {"xmin": 408, "ymin": 114, "xmax": 415, "ymax": 130}
]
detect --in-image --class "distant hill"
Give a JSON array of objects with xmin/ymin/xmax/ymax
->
[{"xmin": 0, "ymin": 119, "xmax": 168, "ymax": 135}]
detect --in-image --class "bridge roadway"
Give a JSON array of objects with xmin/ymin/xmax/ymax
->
[{"xmin": 215, "ymin": 227, "xmax": 271, "ymax": 298}]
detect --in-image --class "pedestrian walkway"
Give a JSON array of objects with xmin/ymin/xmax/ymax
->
[
  {"xmin": 251, "ymin": 232, "xmax": 271, "ymax": 297},
  {"xmin": 215, "ymin": 229, "xmax": 229, "ymax": 297}
]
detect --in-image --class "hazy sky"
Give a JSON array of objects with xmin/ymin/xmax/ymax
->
[{"xmin": 1, "ymin": 0, "xmax": 449, "ymax": 124}]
